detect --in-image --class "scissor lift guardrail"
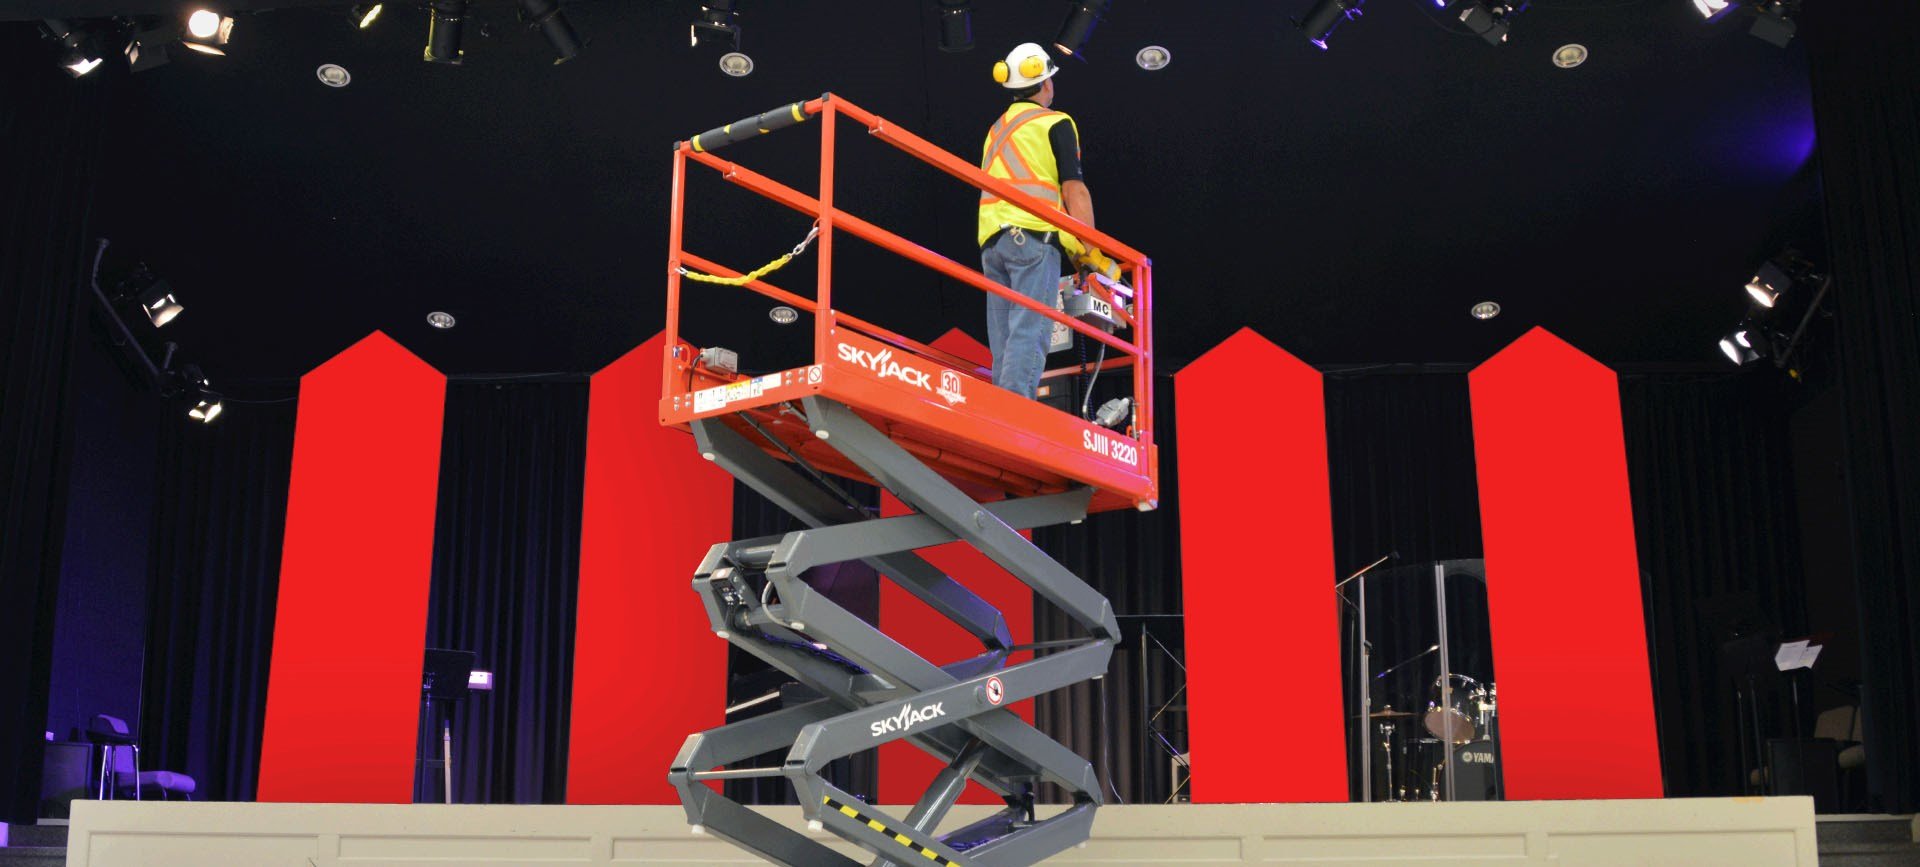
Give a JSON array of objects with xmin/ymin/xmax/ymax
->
[{"xmin": 662, "ymin": 95, "xmax": 1155, "ymax": 867}]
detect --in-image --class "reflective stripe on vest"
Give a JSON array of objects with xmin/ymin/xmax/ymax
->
[
  {"xmin": 979, "ymin": 107, "xmax": 1062, "ymax": 207},
  {"xmin": 977, "ymin": 105, "xmax": 1085, "ymax": 254}
]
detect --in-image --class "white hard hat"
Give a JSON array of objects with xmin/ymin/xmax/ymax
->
[{"xmin": 993, "ymin": 42, "xmax": 1058, "ymax": 90}]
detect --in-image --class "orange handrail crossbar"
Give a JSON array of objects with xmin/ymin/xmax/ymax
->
[
  {"xmin": 683, "ymin": 149, "xmax": 1137, "ymax": 358},
  {"xmin": 676, "ymin": 250, "xmax": 992, "ymax": 379},
  {"xmin": 662, "ymin": 93, "xmax": 1158, "ymax": 513}
]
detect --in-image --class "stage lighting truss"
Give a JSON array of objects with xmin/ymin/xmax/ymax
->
[{"xmin": 1055, "ymin": 0, "xmax": 1111, "ymax": 58}]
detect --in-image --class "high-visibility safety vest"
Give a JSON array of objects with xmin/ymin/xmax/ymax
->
[{"xmin": 977, "ymin": 102, "xmax": 1086, "ymax": 257}]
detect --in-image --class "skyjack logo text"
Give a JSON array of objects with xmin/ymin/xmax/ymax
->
[
  {"xmin": 838, "ymin": 344, "xmax": 932, "ymax": 391},
  {"xmin": 870, "ymin": 701, "xmax": 947, "ymax": 738}
]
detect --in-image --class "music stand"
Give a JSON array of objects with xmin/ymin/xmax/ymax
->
[
  {"xmin": 421, "ymin": 649, "xmax": 476, "ymax": 804},
  {"xmin": 1700, "ymin": 594, "xmax": 1779, "ymax": 794}
]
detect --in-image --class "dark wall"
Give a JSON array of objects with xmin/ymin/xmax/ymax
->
[
  {"xmin": 0, "ymin": 25, "xmax": 114, "ymax": 823},
  {"xmin": 45, "ymin": 320, "xmax": 160, "ymax": 743}
]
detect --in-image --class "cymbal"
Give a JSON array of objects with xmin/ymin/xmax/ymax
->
[{"xmin": 1358, "ymin": 709, "xmax": 1418, "ymax": 719}]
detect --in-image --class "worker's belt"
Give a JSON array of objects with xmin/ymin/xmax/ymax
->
[{"xmin": 982, "ymin": 226, "xmax": 1068, "ymax": 257}]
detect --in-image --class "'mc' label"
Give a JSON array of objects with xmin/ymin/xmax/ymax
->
[{"xmin": 1082, "ymin": 429, "xmax": 1140, "ymax": 467}]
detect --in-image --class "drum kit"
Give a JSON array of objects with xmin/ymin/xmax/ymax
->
[
  {"xmin": 1340, "ymin": 558, "xmax": 1505, "ymax": 802},
  {"xmin": 1365, "ymin": 673, "xmax": 1501, "ymax": 801}
]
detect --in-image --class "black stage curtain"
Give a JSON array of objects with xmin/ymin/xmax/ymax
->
[
  {"xmin": 1033, "ymin": 376, "xmax": 1185, "ymax": 805},
  {"xmin": 138, "ymin": 398, "xmax": 297, "ymax": 802},
  {"xmin": 1803, "ymin": 2, "xmax": 1920, "ymax": 813},
  {"xmin": 0, "ymin": 29, "xmax": 114, "ymax": 822},
  {"xmin": 113, "ymin": 365, "xmax": 1823, "ymax": 807},
  {"xmin": 424, "ymin": 382, "xmax": 589, "ymax": 805},
  {"xmin": 1619, "ymin": 374, "xmax": 1807, "ymax": 797}
]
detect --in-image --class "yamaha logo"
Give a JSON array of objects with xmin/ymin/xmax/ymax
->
[{"xmin": 870, "ymin": 701, "xmax": 947, "ymax": 738}]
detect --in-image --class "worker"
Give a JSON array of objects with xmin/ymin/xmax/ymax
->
[{"xmin": 977, "ymin": 41, "xmax": 1103, "ymax": 400}]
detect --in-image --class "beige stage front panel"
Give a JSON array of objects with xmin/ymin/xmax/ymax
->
[{"xmin": 68, "ymin": 797, "xmax": 1817, "ymax": 867}]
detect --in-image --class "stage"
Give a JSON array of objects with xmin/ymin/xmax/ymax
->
[{"xmin": 65, "ymin": 797, "xmax": 1817, "ymax": 866}]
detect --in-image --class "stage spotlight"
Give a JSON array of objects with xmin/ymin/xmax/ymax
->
[
  {"xmin": 1054, "ymin": 0, "xmax": 1110, "ymax": 58},
  {"xmin": 1718, "ymin": 335, "xmax": 1757, "ymax": 365},
  {"xmin": 43, "ymin": 20, "xmax": 104, "ymax": 78},
  {"xmin": 1745, "ymin": 259, "xmax": 1798, "ymax": 308},
  {"xmin": 1693, "ymin": 0, "xmax": 1733, "ymax": 19},
  {"xmin": 124, "ymin": 25, "xmax": 173, "ymax": 72},
  {"xmin": 188, "ymin": 388, "xmax": 224, "ymax": 423},
  {"xmin": 519, "ymin": 0, "xmax": 583, "ymax": 64},
  {"xmin": 116, "ymin": 266, "xmax": 184, "ymax": 327},
  {"xmin": 182, "ymin": 9, "xmax": 233, "ymax": 54},
  {"xmin": 691, "ymin": 1, "xmax": 740, "ymax": 50},
  {"xmin": 352, "ymin": 4, "xmax": 384, "ymax": 29},
  {"xmin": 1748, "ymin": 1, "xmax": 1796, "ymax": 47},
  {"xmin": 937, "ymin": 0, "xmax": 973, "ymax": 53},
  {"xmin": 1458, "ymin": 2, "xmax": 1524, "ymax": 46},
  {"xmin": 1297, "ymin": 0, "xmax": 1362, "ymax": 50},
  {"xmin": 425, "ymin": 0, "xmax": 469, "ymax": 64},
  {"xmin": 172, "ymin": 365, "xmax": 223, "ymax": 423}
]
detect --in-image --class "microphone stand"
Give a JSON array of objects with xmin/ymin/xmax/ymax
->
[{"xmin": 1337, "ymin": 552, "xmax": 1395, "ymax": 802}]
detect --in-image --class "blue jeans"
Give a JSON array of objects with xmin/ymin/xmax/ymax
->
[{"xmin": 982, "ymin": 229, "xmax": 1061, "ymax": 399}]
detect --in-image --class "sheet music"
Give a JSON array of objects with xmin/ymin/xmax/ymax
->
[{"xmin": 1774, "ymin": 640, "xmax": 1823, "ymax": 671}]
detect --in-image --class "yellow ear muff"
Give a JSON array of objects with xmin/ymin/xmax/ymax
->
[
  {"xmin": 993, "ymin": 60, "xmax": 1010, "ymax": 83},
  {"xmin": 1019, "ymin": 55, "xmax": 1047, "ymax": 79}
]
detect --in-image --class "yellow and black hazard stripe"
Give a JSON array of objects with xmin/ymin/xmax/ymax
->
[{"xmin": 822, "ymin": 796, "xmax": 955, "ymax": 864}]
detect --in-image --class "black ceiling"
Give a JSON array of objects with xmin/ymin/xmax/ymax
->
[{"xmin": 27, "ymin": 0, "xmax": 1823, "ymax": 383}]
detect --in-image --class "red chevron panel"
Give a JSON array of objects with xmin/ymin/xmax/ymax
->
[
  {"xmin": 1175, "ymin": 328, "xmax": 1346, "ymax": 803},
  {"xmin": 879, "ymin": 330, "xmax": 1035, "ymax": 806},
  {"xmin": 567, "ymin": 333, "xmax": 735, "ymax": 804},
  {"xmin": 1470, "ymin": 327, "xmax": 1662, "ymax": 799},
  {"xmin": 257, "ymin": 332, "xmax": 446, "ymax": 803}
]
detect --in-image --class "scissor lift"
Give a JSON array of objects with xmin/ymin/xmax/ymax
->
[{"xmin": 661, "ymin": 94, "xmax": 1156, "ymax": 867}]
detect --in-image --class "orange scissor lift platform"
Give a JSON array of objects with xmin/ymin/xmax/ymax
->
[
  {"xmin": 662, "ymin": 94, "xmax": 1154, "ymax": 867},
  {"xmin": 659, "ymin": 94, "xmax": 1157, "ymax": 515}
]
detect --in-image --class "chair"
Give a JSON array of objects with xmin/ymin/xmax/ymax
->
[
  {"xmin": 1814, "ymin": 704, "xmax": 1866, "ymax": 769},
  {"xmin": 84, "ymin": 714, "xmax": 199, "ymax": 801},
  {"xmin": 106, "ymin": 741, "xmax": 196, "ymax": 801},
  {"xmin": 84, "ymin": 715, "xmax": 138, "ymax": 800}
]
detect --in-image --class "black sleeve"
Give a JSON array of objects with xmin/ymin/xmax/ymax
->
[{"xmin": 1049, "ymin": 117, "xmax": 1083, "ymax": 183}]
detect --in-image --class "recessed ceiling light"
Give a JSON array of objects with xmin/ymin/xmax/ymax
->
[
  {"xmin": 1135, "ymin": 45, "xmax": 1170, "ymax": 70},
  {"xmin": 1471, "ymin": 301, "xmax": 1502, "ymax": 320},
  {"xmin": 427, "ymin": 311, "xmax": 456, "ymax": 329},
  {"xmin": 316, "ymin": 63, "xmax": 351, "ymax": 87},
  {"xmin": 1553, "ymin": 43, "xmax": 1587, "ymax": 68},
  {"xmin": 718, "ymin": 51, "xmax": 753, "ymax": 77},
  {"xmin": 769, "ymin": 305, "xmax": 798, "ymax": 324}
]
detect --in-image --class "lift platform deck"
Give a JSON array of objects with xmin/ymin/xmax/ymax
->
[{"xmin": 661, "ymin": 94, "xmax": 1155, "ymax": 867}]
